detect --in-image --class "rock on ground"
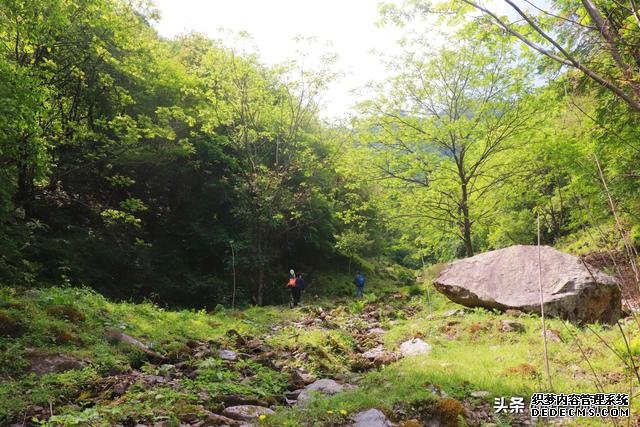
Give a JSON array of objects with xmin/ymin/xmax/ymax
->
[
  {"xmin": 219, "ymin": 349, "xmax": 238, "ymax": 361},
  {"xmin": 470, "ymin": 390, "xmax": 490, "ymax": 398},
  {"xmin": 543, "ymin": 328, "xmax": 563, "ymax": 342},
  {"xmin": 296, "ymin": 379, "xmax": 347, "ymax": 406},
  {"xmin": 106, "ymin": 329, "xmax": 167, "ymax": 361},
  {"xmin": 443, "ymin": 309, "xmax": 466, "ymax": 317},
  {"xmin": 399, "ymin": 338, "xmax": 431, "ymax": 357},
  {"xmin": 361, "ymin": 346, "xmax": 386, "ymax": 360},
  {"xmin": 360, "ymin": 346, "xmax": 398, "ymax": 366},
  {"xmin": 352, "ymin": 409, "xmax": 391, "ymax": 427},
  {"xmin": 305, "ymin": 378, "xmax": 345, "ymax": 394},
  {"xmin": 28, "ymin": 353, "xmax": 87, "ymax": 375},
  {"xmin": 288, "ymin": 368, "xmax": 316, "ymax": 389},
  {"xmin": 221, "ymin": 405, "xmax": 274, "ymax": 421},
  {"xmin": 499, "ymin": 320, "xmax": 526, "ymax": 333},
  {"xmin": 434, "ymin": 245, "xmax": 621, "ymax": 324},
  {"xmin": 203, "ymin": 410, "xmax": 242, "ymax": 426}
]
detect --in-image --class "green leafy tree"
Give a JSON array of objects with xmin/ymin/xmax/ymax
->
[{"xmin": 358, "ymin": 36, "xmax": 535, "ymax": 256}]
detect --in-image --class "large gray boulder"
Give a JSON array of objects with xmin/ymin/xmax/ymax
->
[{"xmin": 434, "ymin": 245, "xmax": 621, "ymax": 324}]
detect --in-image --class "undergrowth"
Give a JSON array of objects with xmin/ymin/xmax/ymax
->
[{"xmin": 0, "ymin": 281, "xmax": 638, "ymax": 426}]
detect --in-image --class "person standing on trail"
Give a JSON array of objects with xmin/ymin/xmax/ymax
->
[
  {"xmin": 293, "ymin": 273, "xmax": 305, "ymax": 307},
  {"xmin": 286, "ymin": 270, "xmax": 297, "ymax": 308},
  {"xmin": 354, "ymin": 271, "xmax": 365, "ymax": 298}
]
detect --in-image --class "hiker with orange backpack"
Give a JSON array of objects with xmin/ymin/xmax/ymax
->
[
  {"xmin": 286, "ymin": 270, "xmax": 297, "ymax": 308},
  {"xmin": 286, "ymin": 271, "xmax": 304, "ymax": 308}
]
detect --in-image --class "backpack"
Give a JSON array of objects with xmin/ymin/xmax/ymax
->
[{"xmin": 287, "ymin": 277, "xmax": 297, "ymax": 288}]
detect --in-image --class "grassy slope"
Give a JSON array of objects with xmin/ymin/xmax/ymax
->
[{"xmin": 1, "ymin": 275, "xmax": 638, "ymax": 426}]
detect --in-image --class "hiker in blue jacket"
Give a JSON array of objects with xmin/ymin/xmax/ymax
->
[{"xmin": 354, "ymin": 271, "xmax": 365, "ymax": 298}]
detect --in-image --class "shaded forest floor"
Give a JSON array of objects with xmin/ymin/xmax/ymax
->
[{"xmin": 1, "ymin": 277, "xmax": 639, "ymax": 426}]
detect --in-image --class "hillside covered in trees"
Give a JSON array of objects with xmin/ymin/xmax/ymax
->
[
  {"xmin": 2, "ymin": 0, "xmax": 640, "ymax": 306},
  {"xmin": 2, "ymin": 0, "xmax": 640, "ymax": 425}
]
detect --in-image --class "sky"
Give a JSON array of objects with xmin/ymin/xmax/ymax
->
[{"xmin": 151, "ymin": 0, "xmax": 411, "ymax": 121}]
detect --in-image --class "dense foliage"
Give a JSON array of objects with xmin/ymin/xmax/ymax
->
[
  {"xmin": 0, "ymin": 0, "xmax": 387, "ymax": 306},
  {"xmin": 2, "ymin": 0, "xmax": 640, "ymax": 305},
  {"xmin": 365, "ymin": 0, "xmax": 640, "ymax": 263}
]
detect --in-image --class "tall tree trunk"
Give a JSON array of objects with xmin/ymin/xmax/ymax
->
[
  {"xmin": 14, "ymin": 141, "xmax": 34, "ymax": 216},
  {"xmin": 257, "ymin": 265, "xmax": 264, "ymax": 306},
  {"xmin": 256, "ymin": 230, "xmax": 264, "ymax": 306},
  {"xmin": 460, "ymin": 183, "xmax": 474, "ymax": 257},
  {"xmin": 230, "ymin": 241, "xmax": 236, "ymax": 309}
]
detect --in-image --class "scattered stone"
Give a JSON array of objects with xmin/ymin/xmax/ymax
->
[
  {"xmin": 426, "ymin": 383, "xmax": 448, "ymax": 397},
  {"xmin": 220, "ymin": 395, "xmax": 269, "ymax": 407},
  {"xmin": 361, "ymin": 346, "xmax": 386, "ymax": 360},
  {"xmin": 219, "ymin": 349, "xmax": 238, "ymax": 361},
  {"xmin": 284, "ymin": 397, "xmax": 297, "ymax": 405},
  {"xmin": 358, "ymin": 346, "xmax": 398, "ymax": 368},
  {"xmin": 604, "ymin": 371, "xmax": 623, "ymax": 384},
  {"xmin": 505, "ymin": 309, "xmax": 525, "ymax": 317},
  {"xmin": 221, "ymin": 405, "xmax": 274, "ymax": 421},
  {"xmin": 399, "ymin": 338, "xmax": 431, "ymax": 357},
  {"xmin": 106, "ymin": 329, "xmax": 167, "ymax": 362},
  {"xmin": 368, "ymin": 327, "xmax": 387, "ymax": 335},
  {"xmin": 203, "ymin": 410, "xmax": 241, "ymax": 426},
  {"xmin": 462, "ymin": 400, "xmax": 495, "ymax": 426},
  {"xmin": 434, "ymin": 245, "xmax": 621, "ymax": 324},
  {"xmin": 305, "ymin": 378, "xmax": 345, "ymax": 394},
  {"xmin": 470, "ymin": 390, "xmax": 490, "ymax": 398},
  {"xmin": 113, "ymin": 381, "xmax": 129, "ymax": 396},
  {"xmin": 185, "ymin": 339, "xmax": 199, "ymax": 348},
  {"xmin": 289, "ymin": 368, "xmax": 316, "ymax": 388},
  {"xmin": 141, "ymin": 374, "xmax": 166, "ymax": 385},
  {"xmin": 286, "ymin": 389, "xmax": 303, "ymax": 400},
  {"xmin": 443, "ymin": 309, "xmax": 465, "ymax": 317},
  {"xmin": 499, "ymin": 320, "xmax": 526, "ymax": 333},
  {"xmin": 246, "ymin": 338, "xmax": 265, "ymax": 351},
  {"xmin": 543, "ymin": 328, "xmax": 562, "ymax": 342},
  {"xmin": 352, "ymin": 409, "xmax": 391, "ymax": 427},
  {"xmin": 297, "ymin": 379, "xmax": 347, "ymax": 406},
  {"xmin": 28, "ymin": 353, "xmax": 87, "ymax": 375},
  {"xmin": 294, "ymin": 391, "xmax": 313, "ymax": 406}
]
